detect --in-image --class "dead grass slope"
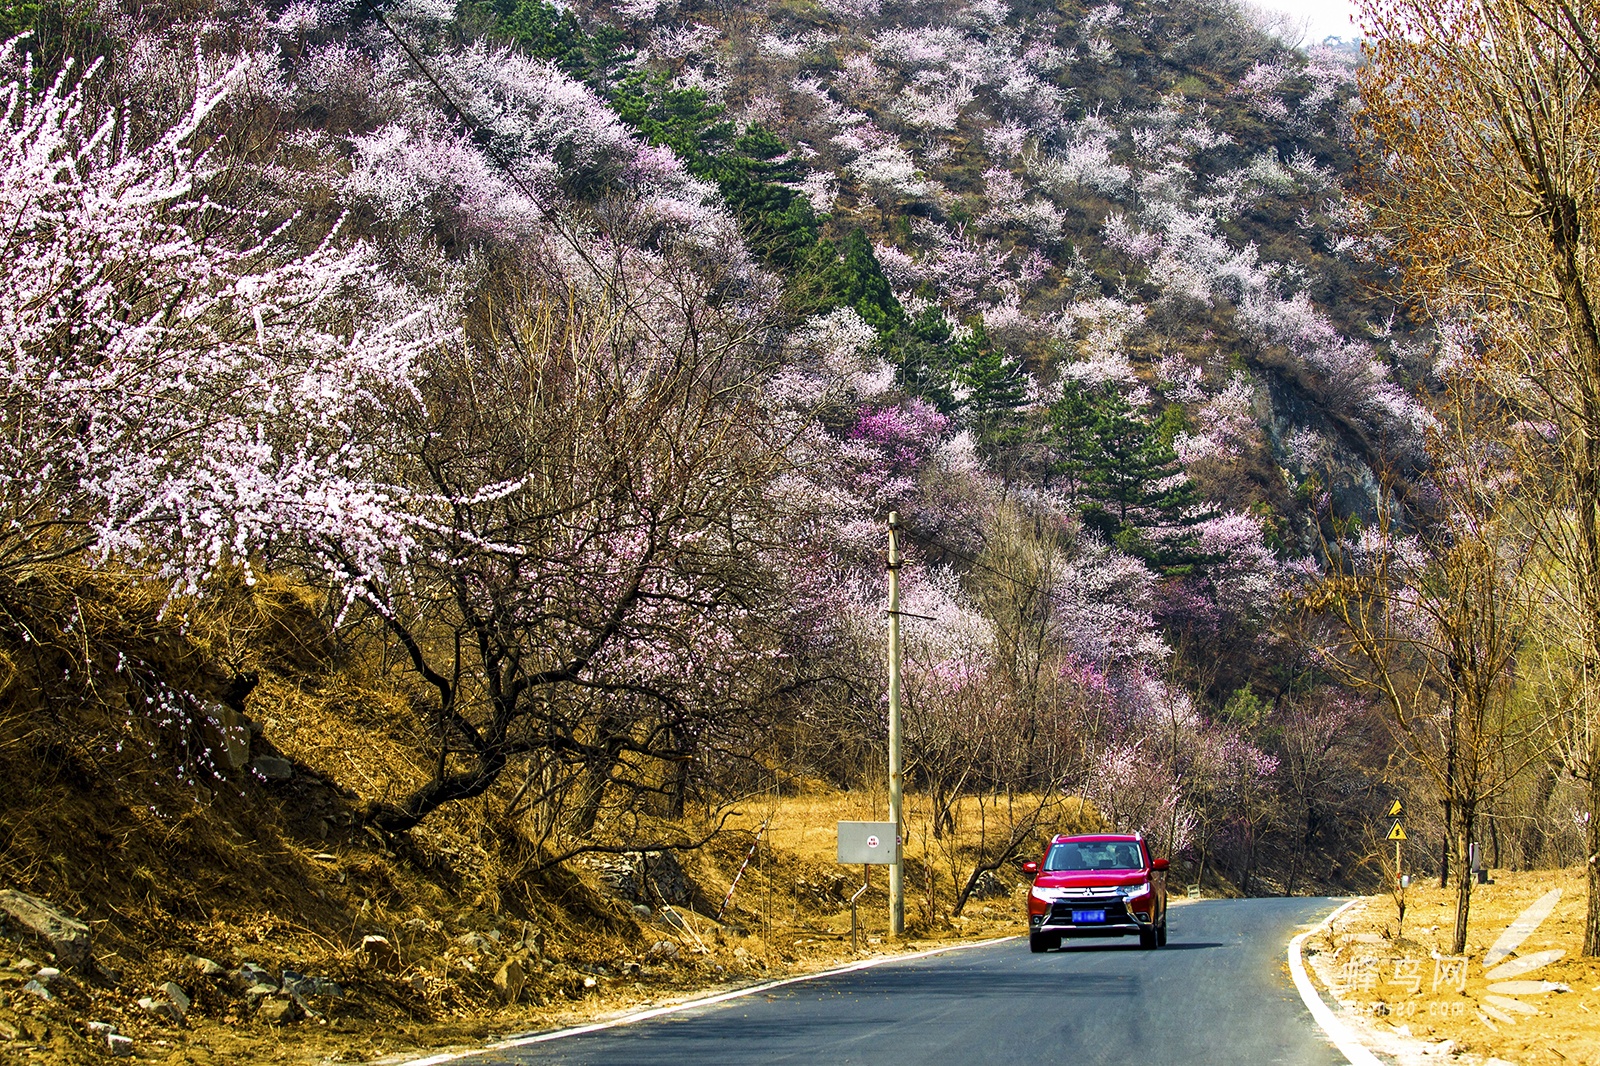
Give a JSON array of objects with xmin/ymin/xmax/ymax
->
[{"xmin": 0, "ymin": 568, "xmax": 1051, "ymax": 1064}]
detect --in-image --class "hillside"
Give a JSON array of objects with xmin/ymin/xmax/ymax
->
[{"xmin": 0, "ymin": 0, "xmax": 1593, "ymax": 1060}]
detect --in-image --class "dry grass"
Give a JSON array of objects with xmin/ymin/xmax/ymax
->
[
  {"xmin": 730, "ymin": 788, "xmax": 1098, "ymax": 865},
  {"xmin": 1308, "ymin": 867, "xmax": 1600, "ymax": 1066},
  {"xmin": 0, "ymin": 568, "xmax": 1088, "ymax": 1066}
]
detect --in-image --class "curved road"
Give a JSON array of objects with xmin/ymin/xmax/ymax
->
[{"xmin": 464, "ymin": 897, "xmax": 1347, "ymax": 1065}]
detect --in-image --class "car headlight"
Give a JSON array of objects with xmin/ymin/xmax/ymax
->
[
  {"xmin": 1116, "ymin": 881, "xmax": 1152, "ymax": 900},
  {"xmin": 1030, "ymin": 886, "xmax": 1070, "ymax": 903}
]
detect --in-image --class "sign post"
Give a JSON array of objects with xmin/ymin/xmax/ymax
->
[
  {"xmin": 839, "ymin": 821, "xmax": 902, "ymax": 952},
  {"xmin": 1386, "ymin": 800, "xmax": 1406, "ymax": 885}
]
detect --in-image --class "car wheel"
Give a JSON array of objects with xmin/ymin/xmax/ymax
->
[
  {"xmin": 1029, "ymin": 932, "xmax": 1055, "ymax": 953},
  {"xmin": 1140, "ymin": 926, "xmax": 1158, "ymax": 949},
  {"xmin": 1157, "ymin": 918, "xmax": 1168, "ymax": 946}
]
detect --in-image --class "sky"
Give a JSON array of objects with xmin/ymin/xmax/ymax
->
[{"xmin": 1254, "ymin": 0, "xmax": 1362, "ymax": 42}]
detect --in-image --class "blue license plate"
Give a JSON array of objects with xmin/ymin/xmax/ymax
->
[{"xmin": 1071, "ymin": 909, "xmax": 1106, "ymax": 923}]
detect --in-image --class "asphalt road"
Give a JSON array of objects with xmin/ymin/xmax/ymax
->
[{"xmin": 465, "ymin": 897, "xmax": 1348, "ymax": 1066}]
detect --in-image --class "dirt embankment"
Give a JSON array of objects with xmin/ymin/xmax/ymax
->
[
  {"xmin": 0, "ymin": 565, "xmax": 1028, "ymax": 1066},
  {"xmin": 0, "ymin": 790, "xmax": 1026, "ymax": 1066}
]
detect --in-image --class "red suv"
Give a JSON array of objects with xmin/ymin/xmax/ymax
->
[{"xmin": 1022, "ymin": 833, "xmax": 1169, "ymax": 952}]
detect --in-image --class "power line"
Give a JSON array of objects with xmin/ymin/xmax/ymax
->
[
  {"xmin": 894, "ymin": 522, "xmax": 1057, "ymax": 603},
  {"xmin": 357, "ymin": 0, "xmax": 611, "ymax": 289}
]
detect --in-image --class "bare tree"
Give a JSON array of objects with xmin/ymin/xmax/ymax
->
[
  {"xmin": 333, "ymin": 252, "xmax": 793, "ymax": 839},
  {"xmin": 1358, "ymin": 0, "xmax": 1600, "ymax": 951},
  {"xmin": 1311, "ymin": 385, "xmax": 1545, "ymax": 951}
]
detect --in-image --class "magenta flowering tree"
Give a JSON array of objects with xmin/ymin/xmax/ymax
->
[{"xmin": 848, "ymin": 399, "xmax": 952, "ymax": 475}]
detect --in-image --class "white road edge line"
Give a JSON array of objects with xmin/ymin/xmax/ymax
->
[
  {"xmin": 1288, "ymin": 899, "xmax": 1384, "ymax": 1066},
  {"xmin": 394, "ymin": 935, "xmax": 1018, "ymax": 1066}
]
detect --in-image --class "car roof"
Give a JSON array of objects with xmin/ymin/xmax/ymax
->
[{"xmin": 1051, "ymin": 834, "xmax": 1142, "ymax": 843}]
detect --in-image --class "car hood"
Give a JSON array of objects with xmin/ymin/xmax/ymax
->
[{"xmin": 1032, "ymin": 871, "xmax": 1150, "ymax": 889}]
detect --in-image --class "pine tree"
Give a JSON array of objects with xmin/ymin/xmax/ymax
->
[
  {"xmin": 888, "ymin": 305, "xmax": 957, "ymax": 411},
  {"xmin": 1050, "ymin": 383, "xmax": 1208, "ymax": 574},
  {"xmin": 954, "ymin": 320, "xmax": 1026, "ymax": 446}
]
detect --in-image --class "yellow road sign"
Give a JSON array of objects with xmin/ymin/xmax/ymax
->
[
  {"xmin": 1387, "ymin": 800, "xmax": 1403, "ymax": 817},
  {"xmin": 1387, "ymin": 822, "xmax": 1407, "ymax": 841}
]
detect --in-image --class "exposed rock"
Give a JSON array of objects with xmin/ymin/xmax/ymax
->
[
  {"xmin": 455, "ymin": 932, "xmax": 493, "ymax": 955},
  {"xmin": 969, "ymin": 871, "xmax": 1010, "ymax": 900},
  {"xmin": 233, "ymin": 962, "xmax": 274, "ymax": 991},
  {"xmin": 187, "ymin": 954, "xmax": 226, "ymax": 978},
  {"xmin": 21, "ymin": 979, "xmax": 51, "ymax": 1000},
  {"xmin": 159, "ymin": 981, "xmax": 190, "ymax": 1018},
  {"xmin": 281, "ymin": 970, "xmax": 341, "ymax": 998},
  {"xmin": 251, "ymin": 755, "xmax": 293, "ymax": 781},
  {"xmin": 257, "ymin": 996, "xmax": 301, "ymax": 1025},
  {"xmin": 632, "ymin": 904, "xmax": 653, "ymax": 920},
  {"xmin": 579, "ymin": 850, "xmax": 695, "ymax": 905},
  {"xmin": 137, "ymin": 995, "xmax": 182, "ymax": 1024},
  {"xmin": 88, "ymin": 1020, "xmax": 133, "ymax": 1057},
  {"xmin": 202, "ymin": 702, "xmax": 252, "ymax": 771},
  {"xmin": 359, "ymin": 935, "xmax": 400, "ymax": 971},
  {"xmin": 0, "ymin": 890, "xmax": 91, "ymax": 970},
  {"xmin": 493, "ymin": 957, "xmax": 526, "ymax": 1003},
  {"xmin": 646, "ymin": 940, "xmax": 680, "ymax": 961}
]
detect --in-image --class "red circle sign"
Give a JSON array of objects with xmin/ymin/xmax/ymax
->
[{"xmin": 866, "ymin": 835, "xmax": 880, "ymax": 849}]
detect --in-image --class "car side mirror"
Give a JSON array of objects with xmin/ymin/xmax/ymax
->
[
  {"xmin": 1022, "ymin": 861, "xmax": 1039, "ymax": 875},
  {"xmin": 1151, "ymin": 858, "xmax": 1169, "ymax": 872}
]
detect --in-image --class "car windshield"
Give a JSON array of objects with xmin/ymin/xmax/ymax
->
[{"xmin": 1043, "ymin": 841, "xmax": 1144, "ymax": 872}]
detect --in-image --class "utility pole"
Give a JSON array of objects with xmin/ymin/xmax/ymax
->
[{"xmin": 887, "ymin": 512, "xmax": 905, "ymax": 936}]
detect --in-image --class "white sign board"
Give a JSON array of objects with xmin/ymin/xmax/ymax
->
[{"xmin": 837, "ymin": 821, "xmax": 901, "ymax": 865}]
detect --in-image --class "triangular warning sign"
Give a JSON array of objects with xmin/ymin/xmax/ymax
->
[
  {"xmin": 1387, "ymin": 800, "xmax": 1403, "ymax": 817},
  {"xmin": 1387, "ymin": 821, "xmax": 1407, "ymax": 841}
]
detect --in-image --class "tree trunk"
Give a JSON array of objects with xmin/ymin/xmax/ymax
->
[
  {"xmin": 1439, "ymin": 796, "xmax": 1452, "ymax": 888},
  {"xmin": 570, "ymin": 746, "xmax": 620, "ymax": 837},
  {"xmin": 368, "ymin": 745, "xmax": 508, "ymax": 832},
  {"xmin": 1587, "ymin": 751, "xmax": 1600, "ymax": 955},
  {"xmin": 1452, "ymin": 806, "xmax": 1475, "ymax": 955},
  {"xmin": 666, "ymin": 727, "xmax": 692, "ymax": 819},
  {"xmin": 1547, "ymin": 185, "xmax": 1600, "ymax": 957}
]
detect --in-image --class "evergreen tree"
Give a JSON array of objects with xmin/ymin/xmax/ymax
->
[
  {"xmin": 1049, "ymin": 382, "xmax": 1209, "ymax": 574},
  {"xmin": 1049, "ymin": 379, "xmax": 1099, "ymax": 501},
  {"xmin": 954, "ymin": 320, "xmax": 1027, "ymax": 447},
  {"xmin": 888, "ymin": 305, "xmax": 957, "ymax": 412},
  {"xmin": 801, "ymin": 228, "xmax": 906, "ymax": 331}
]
